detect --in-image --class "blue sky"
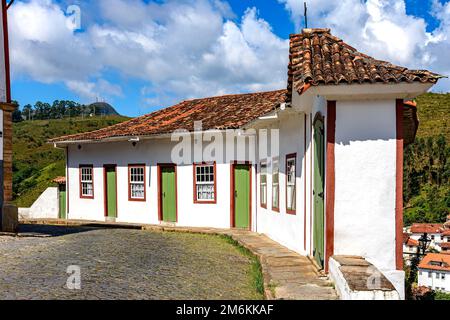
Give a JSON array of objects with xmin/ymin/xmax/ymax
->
[{"xmin": 9, "ymin": 0, "xmax": 450, "ymax": 117}]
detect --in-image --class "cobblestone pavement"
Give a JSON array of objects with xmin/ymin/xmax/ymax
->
[{"xmin": 0, "ymin": 225, "xmax": 261, "ymax": 300}]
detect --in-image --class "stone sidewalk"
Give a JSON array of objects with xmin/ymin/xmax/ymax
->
[{"xmin": 19, "ymin": 219, "xmax": 339, "ymax": 300}]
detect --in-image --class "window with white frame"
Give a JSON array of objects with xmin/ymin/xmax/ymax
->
[
  {"xmin": 129, "ymin": 165, "xmax": 145, "ymax": 200},
  {"xmin": 194, "ymin": 164, "xmax": 216, "ymax": 202},
  {"xmin": 260, "ymin": 162, "xmax": 267, "ymax": 208},
  {"xmin": 286, "ymin": 155, "xmax": 296, "ymax": 212},
  {"xmin": 80, "ymin": 166, "xmax": 94, "ymax": 198},
  {"xmin": 272, "ymin": 158, "xmax": 279, "ymax": 210}
]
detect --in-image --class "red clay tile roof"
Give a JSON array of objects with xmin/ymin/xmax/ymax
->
[
  {"xmin": 442, "ymin": 230, "xmax": 450, "ymax": 236},
  {"xmin": 407, "ymin": 238, "xmax": 419, "ymax": 247},
  {"xmin": 52, "ymin": 176, "xmax": 66, "ymax": 184},
  {"xmin": 410, "ymin": 223, "xmax": 443, "ymax": 234},
  {"xmin": 403, "ymin": 233, "xmax": 419, "ymax": 246},
  {"xmin": 440, "ymin": 242, "xmax": 450, "ymax": 249},
  {"xmin": 418, "ymin": 253, "xmax": 450, "ymax": 272},
  {"xmin": 287, "ymin": 28, "xmax": 443, "ymax": 99},
  {"xmin": 50, "ymin": 90, "xmax": 287, "ymax": 143}
]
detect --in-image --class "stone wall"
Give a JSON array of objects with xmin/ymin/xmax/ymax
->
[{"xmin": 329, "ymin": 255, "xmax": 401, "ymax": 300}]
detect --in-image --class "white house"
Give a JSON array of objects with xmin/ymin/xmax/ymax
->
[
  {"xmin": 418, "ymin": 253, "xmax": 450, "ymax": 293},
  {"xmin": 403, "ymin": 233, "xmax": 419, "ymax": 266},
  {"xmin": 50, "ymin": 28, "xmax": 443, "ymax": 297},
  {"xmin": 409, "ymin": 223, "xmax": 450, "ymax": 252}
]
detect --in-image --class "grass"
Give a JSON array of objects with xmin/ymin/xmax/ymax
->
[
  {"xmin": 415, "ymin": 93, "xmax": 450, "ymax": 140},
  {"xmin": 218, "ymin": 234, "xmax": 265, "ymax": 298}
]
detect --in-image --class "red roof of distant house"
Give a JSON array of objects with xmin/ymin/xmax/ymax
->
[
  {"xmin": 442, "ymin": 230, "xmax": 450, "ymax": 236},
  {"xmin": 440, "ymin": 242, "xmax": 450, "ymax": 249},
  {"xmin": 52, "ymin": 176, "xmax": 66, "ymax": 184},
  {"xmin": 407, "ymin": 238, "xmax": 419, "ymax": 247},
  {"xmin": 50, "ymin": 90, "xmax": 287, "ymax": 143},
  {"xmin": 418, "ymin": 253, "xmax": 450, "ymax": 272},
  {"xmin": 410, "ymin": 223, "xmax": 443, "ymax": 234}
]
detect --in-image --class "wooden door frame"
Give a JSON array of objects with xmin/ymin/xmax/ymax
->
[
  {"xmin": 157, "ymin": 163, "xmax": 178, "ymax": 222},
  {"xmin": 230, "ymin": 161, "xmax": 252, "ymax": 230},
  {"xmin": 313, "ymin": 112, "xmax": 325, "ymax": 268},
  {"xmin": 103, "ymin": 164, "xmax": 118, "ymax": 218}
]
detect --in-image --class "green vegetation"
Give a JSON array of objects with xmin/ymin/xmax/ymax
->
[
  {"xmin": 13, "ymin": 116, "xmax": 129, "ymax": 207},
  {"xmin": 12, "ymin": 99, "xmax": 120, "ymax": 122},
  {"xmin": 219, "ymin": 234, "xmax": 265, "ymax": 298},
  {"xmin": 403, "ymin": 93, "xmax": 450, "ymax": 226}
]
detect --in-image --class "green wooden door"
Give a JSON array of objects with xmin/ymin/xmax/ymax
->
[
  {"xmin": 59, "ymin": 184, "xmax": 66, "ymax": 219},
  {"xmin": 162, "ymin": 166, "xmax": 177, "ymax": 222},
  {"xmin": 313, "ymin": 117, "xmax": 325, "ymax": 268},
  {"xmin": 105, "ymin": 167, "xmax": 117, "ymax": 218},
  {"xmin": 234, "ymin": 165, "xmax": 250, "ymax": 229}
]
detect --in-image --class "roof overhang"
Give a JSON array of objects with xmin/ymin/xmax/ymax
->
[{"xmin": 292, "ymin": 82, "xmax": 434, "ymax": 111}]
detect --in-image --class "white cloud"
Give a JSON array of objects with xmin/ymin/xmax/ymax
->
[
  {"xmin": 9, "ymin": 0, "xmax": 289, "ymax": 108},
  {"xmin": 278, "ymin": 0, "xmax": 450, "ymax": 90},
  {"xmin": 66, "ymin": 79, "xmax": 123, "ymax": 102},
  {"xmin": 9, "ymin": 0, "xmax": 450, "ymax": 109}
]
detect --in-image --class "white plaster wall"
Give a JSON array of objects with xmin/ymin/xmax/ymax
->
[
  {"xmin": 411, "ymin": 233, "xmax": 442, "ymax": 250},
  {"xmin": 418, "ymin": 269, "xmax": 450, "ymax": 292},
  {"xmin": 333, "ymin": 100, "xmax": 397, "ymax": 273},
  {"xmin": 20, "ymin": 187, "xmax": 59, "ymax": 219},
  {"xmin": 67, "ymin": 137, "xmax": 257, "ymax": 229},
  {"xmin": 256, "ymin": 111, "xmax": 307, "ymax": 255}
]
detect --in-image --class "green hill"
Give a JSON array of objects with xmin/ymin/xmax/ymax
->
[
  {"xmin": 414, "ymin": 93, "xmax": 450, "ymax": 140},
  {"xmin": 404, "ymin": 93, "xmax": 449, "ymax": 225},
  {"xmin": 13, "ymin": 115, "xmax": 129, "ymax": 207}
]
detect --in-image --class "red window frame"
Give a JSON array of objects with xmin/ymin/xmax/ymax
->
[
  {"xmin": 286, "ymin": 153, "xmax": 297, "ymax": 215},
  {"xmin": 128, "ymin": 164, "xmax": 146, "ymax": 202},
  {"xmin": 193, "ymin": 162, "xmax": 217, "ymax": 204},
  {"xmin": 260, "ymin": 160, "xmax": 268, "ymax": 209},
  {"xmin": 79, "ymin": 164, "xmax": 94, "ymax": 199},
  {"xmin": 272, "ymin": 157, "xmax": 280, "ymax": 212}
]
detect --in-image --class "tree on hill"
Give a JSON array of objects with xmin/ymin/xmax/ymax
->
[{"xmin": 11, "ymin": 99, "xmax": 121, "ymax": 122}]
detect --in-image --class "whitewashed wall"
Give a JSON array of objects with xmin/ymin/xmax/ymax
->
[
  {"xmin": 332, "ymin": 99, "xmax": 404, "ymax": 298},
  {"xmin": 67, "ymin": 138, "xmax": 257, "ymax": 229},
  {"xmin": 333, "ymin": 100, "xmax": 397, "ymax": 271},
  {"xmin": 418, "ymin": 269, "xmax": 450, "ymax": 293},
  {"xmin": 256, "ymin": 111, "xmax": 307, "ymax": 255},
  {"xmin": 19, "ymin": 187, "xmax": 59, "ymax": 219}
]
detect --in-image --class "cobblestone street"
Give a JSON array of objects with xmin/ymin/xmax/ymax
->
[{"xmin": 0, "ymin": 225, "xmax": 261, "ymax": 300}]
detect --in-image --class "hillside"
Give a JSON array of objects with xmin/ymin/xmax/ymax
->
[
  {"xmin": 87, "ymin": 102, "xmax": 120, "ymax": 116},
  {"xmin": 403, "ymin": 93, "xmax": 450, "ymax": 226},
  {"xmin": 13, "ymin": 115, "xmax": 129, "ymax": 207},
  {"xmin": 415, "ymin": 93, "xmax": 450, "ymax": 140}
]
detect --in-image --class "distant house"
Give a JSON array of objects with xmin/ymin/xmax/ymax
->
[
  {"xmin": 403, "ymin": 233, "xmax": 419, "ymax": 266},
  {"xmin": 418, "ymin": 253, "xmax": 450, "ymax": 293},
  {"xmin": 408, "ymin": 223, "xmax": 450, "ymax": 252},
  {"xmin": 49, "ymin": 28, "xmax": 444, "ymax": 298},
  {"xmin": 409, "ymin": 223, "xmax": 444, "ymax": 250}
]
